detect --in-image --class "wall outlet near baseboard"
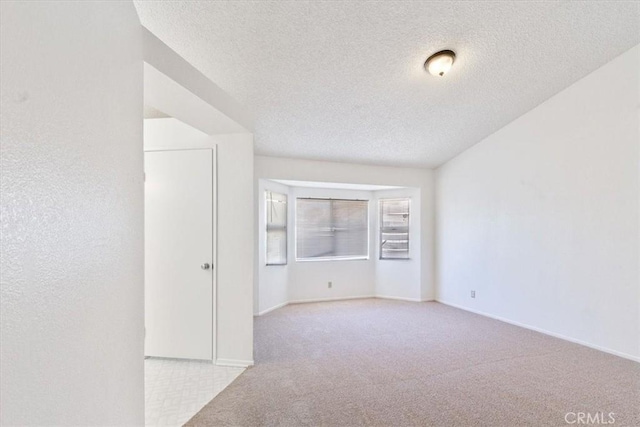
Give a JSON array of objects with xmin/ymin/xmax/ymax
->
[
  {"xmin": 471, "ymin": 290, "xmax": 476, "ymax": 298},
  {"xmin": 328, "ymin": 281, "xmax": 332, "ymax": 289}
]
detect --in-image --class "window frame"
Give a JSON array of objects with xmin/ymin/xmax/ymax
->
[
  {"xmin": 379, "ymin": 197, "xmax": 411, "ymax": 260},
  {"xmin": 265, "ymin": 190, "xmax": 288, "ymax": 266},
  {"xmin": 295, "ymin": 197, "xmax": 370, "ymax": 262}
]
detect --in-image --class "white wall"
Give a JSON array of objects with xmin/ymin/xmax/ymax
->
[
  {"xmin": 1, "ymin": 2, "xmax": 144, "ymax": 425},
  {"xmin": 255, "ymin": 157, "xmax": 435, "ymax": 313},
  {"xmin": 216, "ymin": 134, "xmax": 254, "ymax": 366},
  {"xmin": 144, "ymin": 119, "xmax": 255, "ymax": 366},
  {"xmin": 144, "ymin": 63, "xmax": 247, "ymax": 136},
  {"xmin": 375, "ymin": 188, "xmax": 422, "ymax": 301},
  {"xmin": 144, "ymin": 117, "xmax": 211, "ymax": 148},
  {"xmin": 436, "ymin": 45, "xmax": 640, "ymax": 361},
  {"xmin": 142, "ymin": 28, "xmax": 254, "ymax": 133}
]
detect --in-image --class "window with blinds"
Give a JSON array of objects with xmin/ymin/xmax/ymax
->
[
  {"xmin": 296, "ymin": 198, "xmax": 369, "ymax": 261},
  {"xmin": 266, "ymin": 191, "xmax": 287, "ymax": 265},
  {"xmin": 379, "ymin": 198, "xmax": 410, "ymax": 260}
]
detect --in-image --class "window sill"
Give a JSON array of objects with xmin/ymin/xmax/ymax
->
[{"xmin": 295, "ymin": 257, "xmax": 370, "ymax": 263}]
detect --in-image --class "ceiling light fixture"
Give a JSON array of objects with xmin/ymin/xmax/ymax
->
[{"xmin": 425, "ymin": 50, "xmax": 456, "ymax": 77}]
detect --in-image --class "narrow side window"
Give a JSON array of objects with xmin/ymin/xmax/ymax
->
[
  {"xmin": 379, "ymin": 198, "xmax": 410, "ymax": 260},
  {"xmin": 266, "ymin": 191, "xmax": 287, "ymax": 265}
]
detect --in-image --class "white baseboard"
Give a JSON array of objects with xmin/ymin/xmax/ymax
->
[
  {"xmin": 288, "ymin": 295, "xmax": 376, "ymax": 305},
  {"xmin": 256, "ymin": 301, "xmax": 288, "ymax": 316},
  {"xmin": 215, "ymin": 358, "xmax": 254, "ymax": 368},
  {"xmin": 376, "ymin": 295, "xmax": 434, "ymax": 303},
  {"xmin": 257, "ymin": 295, "xmax": 433, "ymax": 314},
  {"xmin": 436, "ymin": 299, "xmax": 640, "ymax": 364}
]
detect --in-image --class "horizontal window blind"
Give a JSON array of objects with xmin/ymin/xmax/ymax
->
[
  {"xmin": 296, "ymin": 198, "xmax": 369, "ymax": 260},
  {"xmin": 266, "ymin": 191, "xmax": 287, "ymax": 265},
  {"xmin": 380, "ymin": 198, "xmax": 410, "ymax": 259}
]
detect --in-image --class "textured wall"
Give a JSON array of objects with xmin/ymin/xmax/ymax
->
[
  {"xmin": 0, "ymin": 2, "xmax": 144, "ymax": 424},
  {"xmin": 436, "ymin": 45, "xmax": 640, "ymax": 361}
]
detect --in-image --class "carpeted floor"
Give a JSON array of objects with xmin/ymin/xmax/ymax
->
[{"xmin": 186, "ymin": 299, "xmax": 640, "ymax": 426}]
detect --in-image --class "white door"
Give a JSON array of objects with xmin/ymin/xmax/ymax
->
[{"xmin": 144, "ymin": 149, "xmax": 213, "ymax": 360}]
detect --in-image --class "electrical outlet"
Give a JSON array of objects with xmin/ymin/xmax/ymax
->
[
  {"xmin": 471, "ymin": 290, "xmax": 476, "ymax": 298},
  {"xmin": 328, "ymin": 281, "xmax": 332, "ymax": 289}
]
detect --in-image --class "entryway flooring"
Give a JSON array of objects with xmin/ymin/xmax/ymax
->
[{"xmin": 144, "ymin": 358, "xmax": 244, "ymax": 426}]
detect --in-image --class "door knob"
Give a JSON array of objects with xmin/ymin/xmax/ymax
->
[{"xmin": 201, "ymin": 263, "xmax": 211, "ymax": 270}]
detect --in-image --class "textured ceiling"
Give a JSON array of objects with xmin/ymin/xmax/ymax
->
[{"xmin": 134, "ymin": 1, "xmax": 639, "ymax": 168}]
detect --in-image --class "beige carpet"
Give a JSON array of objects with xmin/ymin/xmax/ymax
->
[{"xmin": 186, "ymin": 299, "xmax": 640, "ymax": 426}]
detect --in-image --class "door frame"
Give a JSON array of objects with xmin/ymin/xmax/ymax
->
[{"xmin": 143, "ymin": 146, "xmax": 218, "ymax": 361}]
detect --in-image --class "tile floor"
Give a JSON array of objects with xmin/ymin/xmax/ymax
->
[{"xmin": 144, "ymin": 358, "xmax": 245, "ymax": 426}]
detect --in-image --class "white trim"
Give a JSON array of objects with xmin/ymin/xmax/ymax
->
[
  {"xmin": 295, "ymin": 256, "xmax": 369, "ymax": 263},
  {"xmin": 257, "ymin": 301, "xmax": 288, "ymax": 316},
  {"xmin": 376, "ymin": 295, "xmax": 433, "ymax": 303},
  {"xmin": 212, "ymin": 145, "xmax": 218, "ymax": 362},
  {"xmin": 215, "ymin": 358, "xmax": 254, "ymax": 368},
  {"xmin": 436, "ymin": 299, "xmax": 640, "ymax": 364},
  {"xmin": 288, "ymin": 295, "xmax": 376, "ymax": 305}
]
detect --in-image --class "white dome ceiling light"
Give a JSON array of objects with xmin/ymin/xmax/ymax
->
[{"xmin": 425, "ymin": 50, "xmax": 456, "ymax": 77}]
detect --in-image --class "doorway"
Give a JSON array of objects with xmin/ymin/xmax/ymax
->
[
  {"xmin": 144, "ymin": 148, "xmax": 214, "ymax": 360},
  {"xmin": 141, "ymin": 50, "xmax": 255, "ymax": 425},
  {"xmin": 142, "ymin": 116, "xmax": 247, "ymax": 427}
]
